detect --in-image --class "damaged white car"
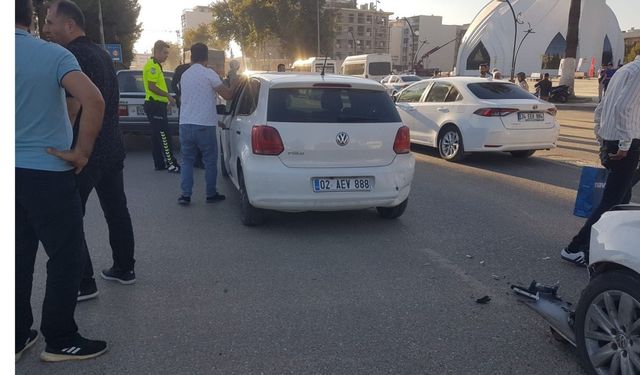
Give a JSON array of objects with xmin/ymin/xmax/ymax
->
[{"xmin": 512, "ymin": 205, "xmax": 640, "ymax": 375}]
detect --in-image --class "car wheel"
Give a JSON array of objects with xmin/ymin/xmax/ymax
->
[
  {"xmin": 575, "ymin": 270, "xmax": 640, "ymax": 375},
  {"xmin": 376, "ymin": 198, "xmax": 408, "ymax": 219},
  {"xmin": 510, "ymin": 150, "xmax": 536, "ymax": 158},
  {"xmin": 438, "ymin": 126, "xmax": 465, "ymax": 162},
  {"xmin": 219, "ymin": 135, "xmax": 229, "ymax": 178},
  {"xmin": 239, "ymin": 169, "xmax": 265, "ymax": 226}
]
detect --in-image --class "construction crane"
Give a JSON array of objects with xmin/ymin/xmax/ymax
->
[{"xmin": 415, "ymin": 37, "xmax": 459, "ymax": 76}]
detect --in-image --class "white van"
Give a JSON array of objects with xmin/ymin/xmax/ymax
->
[
  {"xmin": 291, "ymin": 57, "xmax": 337, "ymax": 74},
  {"xmin": 341, "ymin": 54, "xmax": 392, "ymax": 82}
]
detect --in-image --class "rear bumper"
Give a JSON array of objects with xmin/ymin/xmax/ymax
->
[
  {"xmin": 465, "ymin": 125, "xmax": 559, "ymax": 152},
  {"xmin": 243, "ymin": 154, "xmax": 415, "ymax": 211}
]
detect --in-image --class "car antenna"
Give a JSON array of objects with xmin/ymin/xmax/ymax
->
[{"xmin": 320, "ymin": 55, "xmax": 329, "ymax": 77}]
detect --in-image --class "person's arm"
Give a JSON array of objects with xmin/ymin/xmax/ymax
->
[
  {"xmin": 209, "ymin": 69, "xmax": 241, "ymax": 101},
  {"xmin": 66, "ymin": 97, "xmax": 82, "ymax": 126},
  {"xmin": 48, "ymin": 71, "xmax": 105, "ymax": 173},
  {"xmin": 609, "ymin": 70, "xmax": 637, "ymax": 158},
  {"xmin": 148, "ymin": 82, "xmax": 176, "ymax": 106}
]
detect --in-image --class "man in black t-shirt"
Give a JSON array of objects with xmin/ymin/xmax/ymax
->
[
  {"xmin": 535, "ymin": 73, "xmax": 553, "ymax": 101},
  {"xmin": 44, "ymin": 0, "xmax": 136, "ymax": 299}
]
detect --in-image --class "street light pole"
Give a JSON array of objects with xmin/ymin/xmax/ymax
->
[
  {"xmin": 398, "ymin": 17, "xmax": 416, "ymax": 72},
  {"xmin": 317, "ymin": 0, "xmax": 320, "ymax": 57},
  {"xmin": 349, "ymin": 30, "xmax": 357, "ymax": 55},
  {"xmin": 498, "ymin": 0, "xmax": 518, "ymax": 81}
]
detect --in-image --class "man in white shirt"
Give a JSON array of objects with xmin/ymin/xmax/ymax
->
[
  {"xmin": 177, "ymin": 43, "xmax": 238, "ymax": 205},
  {"xmin": 561, "ymin": 55, "xmax": 640, "ymax": 266}
]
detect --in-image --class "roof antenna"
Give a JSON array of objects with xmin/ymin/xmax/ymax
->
[{"xmin": 320, "ymin": 55, "xmax": 329, "ymax": 77}]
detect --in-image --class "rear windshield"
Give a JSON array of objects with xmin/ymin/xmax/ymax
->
[
  {"xmin": 267, "ymin": 88, "xmax": 401, "ymax": 123},
  {"xmin": 401, "ymin": 76, "xmax": 422, "ymax": 82},
  {"xmin": 467, "ymin": 82, "xmax": 535, "ymax": 100},
  {"xmin": 369, "ymin": 62, "xmax": 391, "ymax": 76},
  {"xmin": 117, "ymin": 71, "xmax": 175, "ymax": 94}
]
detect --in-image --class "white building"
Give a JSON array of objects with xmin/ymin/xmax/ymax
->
[
  {"xmin": 181, "ymin": 6, "xmax": 213, "ymax": 36},
  {"xmin": 389, "ymin": 15, "xmax": 462, "ymax": 74},
  {"xmin": 456, "ymin": 0, "xmax": 625, "ymax": 77}
]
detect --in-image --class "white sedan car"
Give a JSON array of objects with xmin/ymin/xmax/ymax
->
[
  {"xmin": 219, "ymin": 73, "xmax": 415, "ymax": 226},
  {"xmin": 394, "ymin": 77, "xmax": 560, "ymax": 161}
]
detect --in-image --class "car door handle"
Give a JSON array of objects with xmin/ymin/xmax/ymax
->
[
  {"xmin": 437, "ymin": 107, "xmax": 449, "ymax": 113},
  {"xmin": 399, "ymin": 104, "xmax": 416, "ymax": 111}
]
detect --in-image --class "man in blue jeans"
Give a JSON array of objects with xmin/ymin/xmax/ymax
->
[
  {"xmin": 15, "ymin": 0, "xmax": 107, "ymax": 361},
  {"xmin": 177, "ymin": 43, "xmax": 238, "ymax": 205}
]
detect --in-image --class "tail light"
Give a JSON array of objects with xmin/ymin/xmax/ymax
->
[
  {"xmin": 118, "ymin": 104, "xmax": 128, "ymax": 116},
  {"xmin": 252, "ymin": 125, "xmax": 284, "ymax": 155},
  {"xmin": 473, "ymin": 108, "xmax": 519, "ymax": 117},
  {"xmin": 393, "ymin": 126, "xmax": 411, "ymax": 154},
  {"xmin": 546, "ymin": 107, "xmax": 558, "ymax": 116}
]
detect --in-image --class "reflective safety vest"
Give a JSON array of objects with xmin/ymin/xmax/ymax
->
[{"xmin": 143, "ymin": 57, "xmax": 168, "ymax": 103}]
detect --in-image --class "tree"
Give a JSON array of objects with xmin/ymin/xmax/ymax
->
[
  {"xmin": 559, "ymin": 0, "xmax": 581, "ymax": 95},
  {"xmin": 164, "ymin": 42, "xmax": 182, "ymax": 71},
  {"xmin": 183, "ymin": 23, "xmax": 228, "ymax": 50},
  {"xmin": 270, "ymin": 0, "xmax": 334, "ymax": 58},
  {"xmin": 626, "ymin": 42, "xmax": 640, "ymax": 63},
  {"xmin": 33, "ymin": 0, "xmax": 142, "ymax": 67}
]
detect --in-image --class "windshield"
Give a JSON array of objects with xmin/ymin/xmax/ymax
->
[
  {"xmin": 368, "ymin": 62, "xmax": 391, "ymax": 76},
  {"xmin": 467, "ymin": 82, "xmax": 535, "ymax": 100},
  {"xmin": 268, "ymin": 88, "xmax": 401, "ymax": 123}
]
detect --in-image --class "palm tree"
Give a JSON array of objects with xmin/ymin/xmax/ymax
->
[{"xmin": 559, "ymin": 0, "xmax": 581, "ymax": 95}]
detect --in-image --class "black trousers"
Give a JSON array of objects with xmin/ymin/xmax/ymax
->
[
  {"xmin": 569, "ymin": 139, "xmax": 640, "ymax": 254},
  {"xmin": 76, "ymin": 161, "xmax": 135, "ymax": 280},
  {"xmin": 144, "ymin": 100, "xmax": 178, "ymax": 170},
  {"xmin": 15, "ymin": 168, "xmax": 84, "ymax": 348}
]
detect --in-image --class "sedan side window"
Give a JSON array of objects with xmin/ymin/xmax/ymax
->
[
  {"xmin": 424, "ymin": 82, "xmax": 452, "ymax": 103},
  {"xmin": 397, "ymin": 81, "xmax": 430, "ymax": 103},
  {"xmin": 445, "ymin": 86, "xmax": 463, "ymax": 102},
  {"xmin": 237, "ymin": 79, "xmax": 261, "ymax": 116}
]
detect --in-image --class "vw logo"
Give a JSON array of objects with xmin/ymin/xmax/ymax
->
[{"xmin": 336, "ymin": 132, "xmax": 349, "ymax": 146}]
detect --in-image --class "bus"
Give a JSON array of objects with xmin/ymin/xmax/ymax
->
[
  {"xmin": 291, "ymin": 57, "xmax": 337, "ymax": 74},
  {"xmin": 341, "ymin": 54, "xmax": 392, "ymax": 82}
]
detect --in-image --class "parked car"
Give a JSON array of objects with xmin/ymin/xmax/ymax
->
[
  {"xmin": 380, "ymin": 74, "xmax": 423, "ymax": 96},
  {"xmin": 512, "ymin": 205, "xmax": 640, "ymax": 375},
  {"xmin": 219, "ymin": 73, "xmax": 415, "ymax": 226},
  {"xmin": 116, "ymin": 69, "xmax": 179, "ymax": 135},
  {"xmin": 394, "ymin": 77, "xmax": 560, "ymax": 161}
]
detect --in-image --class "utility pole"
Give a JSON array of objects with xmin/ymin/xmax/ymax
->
[
  {"xmin": 97, "ymin": 0, "xmax": 106, "ymax": 46},
  {"xmin": 317, "ymin": 0, "xmax": 321, "ymax": 57}
]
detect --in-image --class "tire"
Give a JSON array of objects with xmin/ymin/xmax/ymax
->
[
  {"xmin": 510, "ymin": 150, "xmax": 536, "ymax": 158},
  {"xmin": 238, "ymin": 170, "xmax": 265, "ymax": 226},
  {"xmin": 574, "ymin": 270, "xmax": 640, "ymax": 375},
  {"xmin": 376, "ymin": 198, "xmax": 408, "ymax": 219},
  {"xmin": 219, "ymin": 135, "xmax": 229, "ymax": 178},
  {"xmin": 438, "ymin": 126, "xmax": 465, "ymax": 162}
]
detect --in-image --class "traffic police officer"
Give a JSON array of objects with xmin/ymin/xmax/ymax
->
[{"xmin": 143, "ymin": 40, "xmax": 180, "ymax": 172}]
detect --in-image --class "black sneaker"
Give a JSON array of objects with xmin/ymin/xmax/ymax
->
[
  {"xmin": 40, "ymin": 334, "xmax": 107, "ymax": 362},
  {"xmin": 167, "ymin": 165, "xmax": 181, "ymax": 174},
  {"xmin": 101, "ymin": 266, "xmax": 136, "ymax": 285},
  {"xmin": 77, "ymin": 278, "xmax": 99, "ymax": 302},
  {"xmin": 178, "ymin": 195, "xmax": 191, "ymax": 205},
  {"xmin": 206, "ymin": 193, "xmax": 226, "ymax": 203},
  {"xmin": 560, "ymin": 248, "xmax": 588, "ymax": 267},
  {"xmin": 16, "ymin": 330, "xmax": 38, "ymax": 362}
]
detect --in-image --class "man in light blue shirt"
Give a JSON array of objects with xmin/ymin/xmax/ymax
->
[{"xmin": 15, "ymin": 0, "xmax": 108, "ymax": 362}]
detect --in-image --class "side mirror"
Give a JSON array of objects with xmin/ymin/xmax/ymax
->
[
  {"xmin": 216, "ymin": 104, "xmax": 227, "ymax": 115},
  {"xmin": 392, "ymin": 93, "xmax": 398, "ymax": 103}
]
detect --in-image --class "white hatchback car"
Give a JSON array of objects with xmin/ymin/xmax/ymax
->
[
  {"xmin": 219, "ymin": 73, "xmax": 415, "ymax": 226},
  {"xmin": 395, "ymin": 77, "xmax": 560, "ymax": 161}
]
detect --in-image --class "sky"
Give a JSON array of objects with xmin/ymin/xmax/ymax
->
[{"xmin": 134, "ymin": 0, "xmax": 639, "ymax": 54}]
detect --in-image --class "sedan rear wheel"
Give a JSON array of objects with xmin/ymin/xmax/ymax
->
[
  {"xmin": 510, "ymin": 150, "xmax": 536, "ymax": 158},
  {"xmin": 575, "ymin": 271, "xmax": 640, "ymax": 375},
  {"xmin": 377, "ymin": 198, "xmax": 408, "ymax": 219},
  {"xmin": 438, "ymin": 127, "xmax": 465, "ymax": 162},
  {"xmin": 239, "ymin": 169, "xmax": 265, "ymax": 226}
]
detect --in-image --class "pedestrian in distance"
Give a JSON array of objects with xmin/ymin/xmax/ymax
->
[
  {"xmin": 172, "ymin": 61, "xmax": 205, "ymax": 169},
  {"xmin": 535, "ymin": 73, "xmax": 552, "ymax": 101},
  {"xmin": 143, "ymin": 40, "xmax": 181, "ymax": 173},
  {"xmin": 479, "ymin": 63, "xmax": 490, "ymax": 78},
  {"xmin": 177, "ymin": 43, "xmax": 239, "ymax": 205},
  {"xmin": 517, "ymin": 72, "xmax": 529, "ymax": 92},
  {"xmin": 15, "ymin": 0, "xmax": 108, "ymax": 361},
  {"xmin": 224, "ymin": 59, "xmax": 241, "ymax": 87},
  {"xmin": 561, "ymin": 54, "xmax": 640, "ymax": 266},
  {"xmin": 277, "ymin": 63, "xmax": 286, "ymax": 72},
  {"xmin": 43, "ymin": 0, "xmax": 137, "ymax": 301},
  {"xmin": 601, "ymin": 62, "xmax": 616, "ymax": 96},
  {"xmin": 492, "ymin": 70, "xmax": 503, "ymax": 80},
  {"xmin": 597, "ymin": 64, "xmax": 606, "ymax": 102}
]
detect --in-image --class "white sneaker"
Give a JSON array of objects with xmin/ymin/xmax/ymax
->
[{"xmin": 560, "ymin": 248, "xmax": 587, "ymax": 267}]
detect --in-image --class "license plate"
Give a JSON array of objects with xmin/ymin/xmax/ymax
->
[
  {"xmin": 312, "ymin": 177, "xmax": 374, "ymax": 192},
  {"xmin": 518, "ymin": 112, "xmax": 544, "ymax": 122},
  {"xmin": 136, "ymin": 105, "xmax": 145, "ymax": 116}
]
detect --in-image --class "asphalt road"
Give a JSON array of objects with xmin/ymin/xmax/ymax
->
[{"xmin": 17, "ymin": 109, "xmax": 637, "ymax": 374}]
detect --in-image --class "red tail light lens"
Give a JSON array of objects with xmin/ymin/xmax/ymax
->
[
  {"xmin": 118, "ymin": 104, "xmax": 128, "ymax": 116},
  {"xmin": 393, "ymin": 126, "xmax": 411, "ymax": 154},
  {"xmin": 473, "ymin": 108, "xmax": 519, "ymax": 117},
  {"xmin": 252, "ymin": 125, "xmax": 284, "ymax": 155},
  {"xmin": 546, "ymin": 107, "xmax": 557, "ymax": 116}
]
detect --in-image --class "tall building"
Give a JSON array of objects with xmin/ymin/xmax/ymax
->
[
  {"xmin": 327, "ymin": 1, "xmax": 393, "ymax": 61},
  {"xmin": 181, "ymin": 6, "xmax": 213, "ymax": 37},
  {"xmin": 389, "ymin": 15, "xmax": 461, "ymax": 74}
]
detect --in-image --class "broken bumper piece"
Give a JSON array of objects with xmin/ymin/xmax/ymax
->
[{"xmin": 511, "ymin": 281, "xmax": 576, "ymax": 347}]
